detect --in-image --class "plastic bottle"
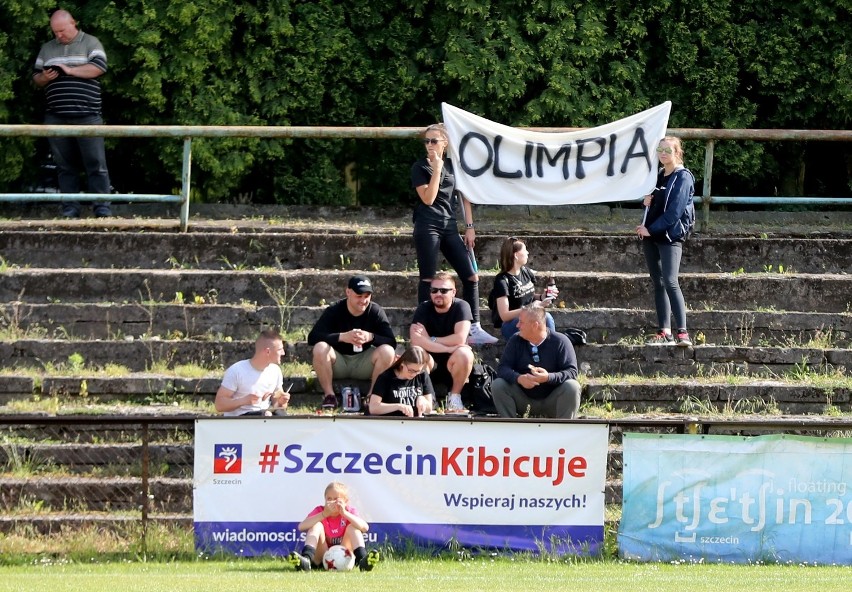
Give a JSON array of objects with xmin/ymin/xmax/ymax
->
[
  {"xmin": 544, "ymin": 276, "xmax": 558, "ymax": 303},
  {"xmin": 351, "ymin": 387, "xmax": 361, "ymax": 412},
  {"xmin": 467, "ymin": 246, "xmax": 479, "ymax": 273}
]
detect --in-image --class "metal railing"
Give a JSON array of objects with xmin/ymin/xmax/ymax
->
[
  {"xmin": 3, "ymin": 414, "xmax": 852, "ymax": 556},
  {"xmin": 1, "ymin": 125, "xmax": 850, "ymax": 231}
]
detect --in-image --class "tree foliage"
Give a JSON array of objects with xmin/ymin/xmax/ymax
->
[{"xmin": 0, "ymin": 0, "xmax": 849, "ymax": 202}]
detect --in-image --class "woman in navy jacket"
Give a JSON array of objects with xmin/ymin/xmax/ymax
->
[{"xmin": 636, "ymin": 136, "xmax": 695, "ymax": 347}]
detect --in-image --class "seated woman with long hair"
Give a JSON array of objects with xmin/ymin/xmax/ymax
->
[
  {"xmin": 490, "ymin": 237, "xmax": 556, "ymax": 340},
  {"xmin": 368, "ymin": 346, "xmax": 434, "ymax": 417}
]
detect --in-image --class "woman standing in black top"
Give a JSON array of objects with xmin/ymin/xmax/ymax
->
[{"xmin": 410, "ymin": 123, "xmax": 497, "ymax": 346}]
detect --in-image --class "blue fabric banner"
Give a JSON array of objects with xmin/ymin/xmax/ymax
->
[{"xmin": 619, "ymin": 433, "xmax": 852, "ymax": 564}]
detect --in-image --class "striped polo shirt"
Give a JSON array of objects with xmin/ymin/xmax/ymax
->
[{"xmin": 34, "ymin": 31, "xmax": 107, "ymax": 117}]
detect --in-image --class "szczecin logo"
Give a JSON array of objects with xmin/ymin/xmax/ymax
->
[{"xmin": 214, "ymin": 443, "xmax": 243, "ymax": 474}]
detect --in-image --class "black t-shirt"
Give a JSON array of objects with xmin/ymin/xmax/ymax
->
[
  {"xmin": 410, "ymin": 157, "xmax": 458, "ymax": 224},
  {"xmin": 307, "ymin": 299, "xmax": 396, "ymax": 355},
  {"xmin": 370, "ymin": 367, "xmax": 435, "ymax": 417},
  {"xmin": 490, "ymin": 267, "xmax": 536, "ymax": 327},
  {"xmin": 411, "ymin": 298, "xmax": 473, "ymax": 337}
]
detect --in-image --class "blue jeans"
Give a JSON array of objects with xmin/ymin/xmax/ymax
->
[
  {"xmin": 413, "ymin": 217, "xmax": 480, "ymax": 323},
  {"xmin": 500, "ymin": 312, "xmax": 556, "ymax": 340},
  {"xmin": 46, "ymin": 113, "xmax": 111, "ymax": 213},
  {"xmin": 642, "ymin": 239, "xmax": 687, "ymax": 331}
]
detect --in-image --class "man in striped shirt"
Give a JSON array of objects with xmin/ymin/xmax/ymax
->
[{"xmin": 33, "ymin": 9, "xmax": 111, "ymax": 218}]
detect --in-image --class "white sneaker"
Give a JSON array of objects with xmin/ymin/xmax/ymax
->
[
  {"xmin": 445, "ymin": 393, "xmax": 468, "ymax": 414},
  {"xmin": 467, "ymin": 322, "xmax": 498, "ymax": 345}
]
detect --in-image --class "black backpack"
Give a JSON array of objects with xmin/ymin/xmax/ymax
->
[{"xmin": 461, "ymin": 363, "xmax": 498, "ymax": 415}]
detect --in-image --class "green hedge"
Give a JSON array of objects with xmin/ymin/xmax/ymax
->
[{"xmin": 1, "ymin": 0, "xmax": 849, "ymax": 204}]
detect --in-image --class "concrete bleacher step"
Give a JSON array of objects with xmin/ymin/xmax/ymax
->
[
  {"xmin": 1, "ymin": 371, "xmax": 848, "ymax": 416},
  {"xmin": 2, "ymin": 337, "xmax": 850, "ymax": 374},
  {"xmin": 2, "ymin": 268, "xmax": 849, "ymax": 312},
  {"xmin": 2, "ymin": 229, "xmax": 852, "ymax": 273},
  {"xmin": 0, "ymin": 476, "xmax": 190, "ymax": 513},
  {"xmin": 3, "ymin": 302, "xmax": 850, "ymax": 347}
]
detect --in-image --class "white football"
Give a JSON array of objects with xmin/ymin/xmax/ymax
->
[{"xmin": 322, "ymin": 544, "xmax": 355, "ymax": 571}]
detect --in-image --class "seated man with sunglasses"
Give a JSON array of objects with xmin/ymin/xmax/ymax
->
[
  {"xmin": 492, "ymin": 304, "xmax": 581, "ymax": 419},
  {"xmin": 409, "ymin": 272, "xmax": 474, "ymax": 414}
]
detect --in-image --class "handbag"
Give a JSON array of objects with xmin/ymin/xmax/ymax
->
[{"xmin": 562, "ymin": 328, "xmax": 587, "ymax": 346}]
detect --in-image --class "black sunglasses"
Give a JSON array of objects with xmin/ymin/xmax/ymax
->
[
  {"xmin": 430, "ymin": 287, "xmax": 453, "ymax": 294},
  {"xmin": 423, "ymin": 138, "xmax": 443, "ymax": 145}
]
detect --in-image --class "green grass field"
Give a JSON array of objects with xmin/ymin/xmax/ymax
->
[{"xmin": 1, "ymin": 559, "xmax": 850, "ymax": 592}]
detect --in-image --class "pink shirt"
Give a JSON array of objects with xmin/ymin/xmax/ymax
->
[{"xmin": 307, "ymin": 504, "xmax": 358, "ymax": 541}]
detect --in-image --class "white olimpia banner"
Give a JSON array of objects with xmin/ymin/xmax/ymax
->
[
  {"xmin": 194, "ymin": 417, "xmax": 608, "ymax": 556},
  {"xmin": 441, "ymin": 102, "xmax": 671, "ymax": 205}
]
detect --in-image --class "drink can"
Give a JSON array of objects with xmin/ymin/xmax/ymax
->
[{"xmin": 342, "ymin": 386, "xmax": 353, "ymax": 411}]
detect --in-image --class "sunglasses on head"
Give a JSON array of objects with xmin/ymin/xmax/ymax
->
[{"xmin": 430, "ymin": 287, "xmax": 452, "ymax": 294}]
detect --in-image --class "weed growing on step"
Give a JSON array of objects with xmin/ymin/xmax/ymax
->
[
  {"xmin": 165, "ymin": 255, "xmax": 196, "ymax": 269},
  {"xmin": 66, "ymin": 353, "xmax": 85, "ymax": 374},
  {"xmin": 0, "ymin": 308, "xmax": 48, "ymax": 341},
  {"xmin": 615, "ymin": 330, "xmax": 647, "ymax": 346},
  {"xmin": 1, "ymin": 439, "xmax": 55, "ymax": 477},
  {"xmin": 260, "ymin": 276, "xmax": 302, "ymax": 333},
  {"xmin": 797, "ymin": 326, "xmax": 837, "ymax": 349},
  {"xmin": 721, "ymin": 394, "xmax": 781, "ymax": 415},
  {"xmin": 218, "ymin": 256, "xmax": 248, "ymax": 271},
  {"xmin": 762, "ymin": 263, "xmax": 791, "ymax": 274}
]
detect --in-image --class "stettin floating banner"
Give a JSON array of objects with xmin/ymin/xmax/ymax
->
[
  {"xmin": 619, "ymin": 433, "xmax": 852, "ymax": 565},
  {"xmin": 441, "ymin": 102, "xmax": 671, "ymax": 205}
]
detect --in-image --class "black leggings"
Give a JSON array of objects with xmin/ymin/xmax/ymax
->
[
  {"xmin": 642, "ymin": 239, "xmax": 687, "ymax": 331},
  {"xmin": 413, "ymin": 218, "xmax": 480, "ymax": 323}
]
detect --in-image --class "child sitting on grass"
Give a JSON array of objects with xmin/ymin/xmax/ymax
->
[{"xmin": 287, "ymin": 481, "xmax": 380, "ymax": 572}]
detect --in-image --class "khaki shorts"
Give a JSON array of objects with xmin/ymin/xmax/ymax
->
[{"xmin": 331, "ymin": 349, "xmax": 375, "ymax": 380}]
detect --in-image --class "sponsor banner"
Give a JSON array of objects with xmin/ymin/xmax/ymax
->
[
  {"xmin": 441, "ymin": 102, "xmax": 671, "ymax": 206},
  {"xmin": 195, "ymin": 418, "xmax": 608, "ymax": 555},
  {"xmin": 619, "ymin": 433, "xmax": 852, "ymax": 564}
]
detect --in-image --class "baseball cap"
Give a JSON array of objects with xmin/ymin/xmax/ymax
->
[{"xmin": 348, "ymin": 275, "xmax": 373, "ymax": 294}]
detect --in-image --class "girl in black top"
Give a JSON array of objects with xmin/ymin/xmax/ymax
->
[
  {"xmin": 410, "ymin": 123, "xmax": 496, "ymax": 346},
  {"xmin": 490, "ymin": 237, "xmax": 556, "ymax": 340},
  {"xmin": 368, "ymin": 346, "xmax": 434, "ymax": 417}
]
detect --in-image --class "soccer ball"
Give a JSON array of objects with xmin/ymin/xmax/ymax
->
[{"xmin": 323, "ymin": 545, "xmax": 355, "ymax": 571}]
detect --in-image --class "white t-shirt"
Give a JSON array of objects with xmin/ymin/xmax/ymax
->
[{"xmin": 220, "ymin": 359, "xmax": 283, "ymax": 416}]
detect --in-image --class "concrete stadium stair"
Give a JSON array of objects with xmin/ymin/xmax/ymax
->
[
  {"xmin": 2, "ymin": 207, "xmax": 852, "ymax": 533},
  {"xmin": 2, "ymin": 214, "xmax": 852, "ymax": 410}
]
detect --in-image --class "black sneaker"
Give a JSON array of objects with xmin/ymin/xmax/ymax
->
[
  {"xmin": 93, "ymin": 205, "xmax": 112, "ymax": 218},
  {"xmin": 676, "ymin": 331, "xmax": 693, "ymax": 347},
  {"xmin": 321, "ymin": 393, "xmax": 338, "ymax": 409},
  {"xmin": 287, "ymin": 551, "xmax": 311, "ymax": 571},
  {"xmin": 645, "ymin": 331, "xmax": 674, "ymax": 345},
  {"xmin": 359, "ymin": 549, "xmax": 380, "ymax": 572}
]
